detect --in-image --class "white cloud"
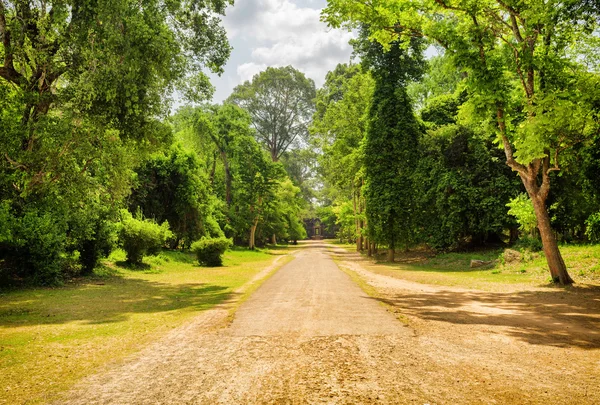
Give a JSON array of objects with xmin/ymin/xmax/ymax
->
[
  {"xmin": 221, "ymin": 0, "xmax": 355, "ymax": 89},
  {"xmin": 236, "ymin": 62, "xmax": 268, "ymax": 83}
]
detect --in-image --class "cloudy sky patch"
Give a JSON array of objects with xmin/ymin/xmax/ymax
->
[{"xmin": 209, "ymin": 0, "xmax": 356, "ymax": 102}]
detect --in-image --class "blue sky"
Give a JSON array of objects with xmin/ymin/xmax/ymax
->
[{"xmin": 208, "ymin": 0, "xmax": 356, "ymax": 103}]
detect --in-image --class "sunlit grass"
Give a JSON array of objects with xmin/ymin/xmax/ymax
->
[
  {"xmin": 0, "ymin": 248, "xmax": 283, "ymax": 405},
  {"xmin": 329, "ymin": 241, "xmax": 600, "ymax": 290}
]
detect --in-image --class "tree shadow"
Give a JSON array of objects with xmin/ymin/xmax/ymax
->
[
  {"xmin": 373, "ymin": 285, "xmax": 600, "ymax": 349},
  {"xmin": 0, "ymin": 277, "xmax": 234, "ymax": 327}
]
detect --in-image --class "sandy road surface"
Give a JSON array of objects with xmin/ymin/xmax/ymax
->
[{"xmin": 59, "ymin": 241, "xmax": 600, "ymax": 404}]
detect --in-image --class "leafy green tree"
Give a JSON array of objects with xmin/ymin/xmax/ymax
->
[
  {"xmin": 323, "ymin": 0, "xmax": 600, "ymax": 284},
  {"xmin": 229, "ymin": 135, "xmax": 286, "ymax": 249},
  {"xmin": 359, "ymin": 32, "xmax": 425, "ymax": 261},
  {"xmin": 129, "ymin": 144, "xmax": 220, "ymax": 249},
  {"xmin": 228, "ymin": 66, "xmax": 316, "ymax": 162},
  {"xmin": 414, "ymin": 125, "xmax": 521, "ymax": 250},
  {"xmin": 194, "ymin": 104, "xmax": 253, "ymax": 206},
  {"xmin": 280, "ymin": 148, "xmax": 318, "ymax": 203}
]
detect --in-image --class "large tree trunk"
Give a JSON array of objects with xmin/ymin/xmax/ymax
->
[
  {"xmin": 497, "ymin": 107, "xmax": 574, "ymax": 285},
  {"xmin": 271, "ymin": 233, "xmax": 277, "ymax": 245},
  {"xmin": 531, "ymin": 195, "xmax": 573, "ymax": 285}
]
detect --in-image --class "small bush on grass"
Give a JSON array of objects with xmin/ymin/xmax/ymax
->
[
  {"xmin": 191, "ymin": 237, "xmax": 232, "ymax": 267},
  {"xmin": 117, "ymin": 210, "xmax": 173, "ymax": 265}
]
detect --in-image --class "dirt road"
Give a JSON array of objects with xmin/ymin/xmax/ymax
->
[{"xmin": 60, "ymin": 242, "xmax": 600, "ymax": 404}]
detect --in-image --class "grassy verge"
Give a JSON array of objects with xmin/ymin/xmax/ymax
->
[
  {"xmin": 0, "ymin": 247, "xmax": 289, "ymax": 405},
  {"xmin": 328, "ymin": 241, "xmax": 600, "ymax": 290}
]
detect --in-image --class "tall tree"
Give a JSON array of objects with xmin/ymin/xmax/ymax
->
[
  {"xmin": 358, "ymin": 32, "xmax": 425, "ymax": 261},
  {"xmin": 323, "ymin": 0, "xmax": 600, "ymax": 284},
  {"xmin": 228, "ymin": 66, "xmax": 316, "ymax": 162}
]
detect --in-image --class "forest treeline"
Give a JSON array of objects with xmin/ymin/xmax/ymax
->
[
  {"xmin": 317, "ymin": 1, "xmax": 600, "ymax": 285},
  {"xmin": 0, "ymin": 1, "xmax": 310, "ymax": 284},
  {"xmin": 1, "ymin": 0, "xmax": 599, "ymax": 286}
]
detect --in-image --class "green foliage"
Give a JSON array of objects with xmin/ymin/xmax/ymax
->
[
  {"xmin": 362, "ymin": 34, "xmax": 424, "ymax": 250},
  {"xmin": 76, "ymin": 219, "xmax": 118, "ymax": 274},
  {"xmin": 229, "ymin": 66, "xmax": 316, "ymax": 161},
  {"xmin": 420, "ymin": 94, "xmax": 461, "ymax": 128},
  {"xmin": 513, "ymin": 236, "xmax": 543, "ymax": 252},
  {"xmin": 507, "ymin": 194, "xmax": 538, "ymax": 236},
  {"xmin": 190, "ymin": 237, "xmax": 232, "ymax": 267},
  {"xmin": 333, "ymin": 201, "xmax": 356, "ymax": 243},
  {"xmin": 129, "ymin": 144, "xmax": 219, "ymax": 248},
  {"xmin": 0, "ymin": 205, "xmax": 67, "ymax": 285},
  {"xmin": 414, "ymin": 125, "xmax": 520, "ymax": 249},
  {"xmin": 310, "ymin": 65, "xmax": 374, "ymax": 199},
  {"xmin": 585, "ymin": 212, "xmax": 600, "ymax": 243},
  {"xmin": 117, "ymin": 210, "xmax": 173, "ymax": 264}
]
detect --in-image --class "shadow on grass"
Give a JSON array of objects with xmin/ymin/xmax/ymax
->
[
  {"xmin": 0, "ymin": 276, "xmax": 234, "ymax": 327},
  {"xmin": 326, "ymin": 245, "xmax": 506, "ymax": 273},
  {"xmin": 372, "ymin": 285, "xmax": 600, "ymax": 349},
  {"xmin": 114, "ymin": 261, "xmax": 152, "ymax": 271}
]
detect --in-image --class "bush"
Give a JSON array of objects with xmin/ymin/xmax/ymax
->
[
  {"xmin": 585, "ymin": 212, "xmax": 600, "ymax": 243},
  {"xmin": 191, "ymin": 237, "xmax": 232, "ymax": 267},
  {"xmin": 117, "ymin": 210, "xmax": 173, "ymax": 264},
  {"xmin": 513, "ymin": 235, "xmax": 543, "ymax": 252},
  {"xmin": 77, "ymin": 220, "xmax": 118, "ymax": 274},
  {"xmin": 0, "ymin": 204, "xmax": 67, "ymax": 285}
]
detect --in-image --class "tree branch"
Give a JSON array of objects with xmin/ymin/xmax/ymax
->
[{"xmin": 497, "ymin": 106, "xmax": 527, "ymax": 174}]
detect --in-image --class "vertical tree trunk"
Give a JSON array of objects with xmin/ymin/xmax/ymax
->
[
  {"xmin": 387, "ymin": 247, "xmax": 395, "ymax": 262},
  {"xmin": 221, "ymin": 151, "xmax": 232, "ymax": 206},
  {"xmin": 367, "ymin": 240, "xmax": 373, "ymax": 257},
  {"xmin": 249, "ymin": 216, "xmax": 259, "ymax": 250},
  {"xmin": 531, "ymin": 196, "xmax": 573, "ymax": 284},
  {"xmin": 271, "ymin": 233, "xmax": 277, "ymax": 245},
  {"xmin": 353, "ymin": 191, "xmax": 360, "ymax": 251}
]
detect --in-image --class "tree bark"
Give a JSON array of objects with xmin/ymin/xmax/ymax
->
[
  {"xmin": 353, "ymin": 191, "xmax": 360, "ymax": 251},
  {"xmin": 387, "ymin": 247, "xmax": 394, "ymax": 262},
  {"xmin": 271, "ymin": 233, "xmax": 277, "ymax": 245},
  {"xmin": 531, "ymin": 195, "xmax": 573, "ymax": 284},
  {"xmin": 497, "ymin": 106, "xmax": 574, "ymax": 285},
  {"xmin": 249, "ymin": 216, "xmax": 259, "ymax": 250}
]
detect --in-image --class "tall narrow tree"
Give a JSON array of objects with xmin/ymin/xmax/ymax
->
[{"xmin": 360, "ymin": 33, "xmax": 425, "ymax": 262}]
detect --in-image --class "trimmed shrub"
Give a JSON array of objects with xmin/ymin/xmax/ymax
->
[
  {"xmin": 191, "ymin": 237, "xmax": 232, "ymax": 267},
  {"xmin": 117, "ymin": 210, "xmax": 173, "ymax": 264}
]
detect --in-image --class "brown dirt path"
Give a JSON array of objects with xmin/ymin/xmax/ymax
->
[{"xmin": 57, "ymin": 241, "xmax": 600, "ymax": 404}]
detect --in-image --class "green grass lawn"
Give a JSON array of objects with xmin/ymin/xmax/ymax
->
[
  {"xmin": 0, "ymin": 247, "xmax": 288, "ymax": 405},
  {"xmin": 329, "ymin": 241, "xmax": 600, "ymax": 291}
]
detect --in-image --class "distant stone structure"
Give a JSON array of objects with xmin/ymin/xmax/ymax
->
[{"xmin": 303, "ymin": 218, "xmax": 336, "ymax": 240}]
